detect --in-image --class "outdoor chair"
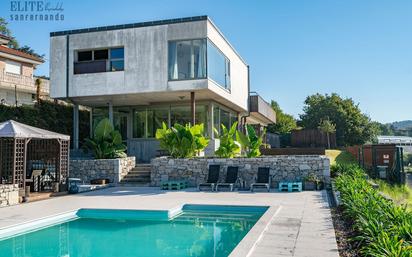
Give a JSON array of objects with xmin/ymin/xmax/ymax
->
[
  {"xmin": 250, "ymin": 167, "xmax": 271, "ymax": 192},
  {"xmin": 216, "ymin": 166, "xmax": 239, "ymax": 191},
  {"xmin": 25, "ymin": 169, "xmax": 43, "ymax": 192},
  {"xmin": 198, "ymin": 165, "xmax": 220, "ymax": 191}
]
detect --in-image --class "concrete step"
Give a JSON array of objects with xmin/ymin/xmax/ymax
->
[
  {"xmin": 117, "ymin": 182, "xmax": 151, "ymax": 187},
  {"xmin": 123, "ymin": 174, "xmax": 150, "ymax": 179},
  {"xmin": 131, "ymin": 167, "xmax": 151, "ymax": 172},
  {"xmin": 121, "ymin": 177, "xmax": 151, "ymax": 183},
  {"xmin": 127, "ymin": 170, "xmax": 151, "ymax": 175}
]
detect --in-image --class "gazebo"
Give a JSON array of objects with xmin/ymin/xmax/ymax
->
[{"xmin": 0, "ymin": 120, "xmax": 70, "ymax": 194}]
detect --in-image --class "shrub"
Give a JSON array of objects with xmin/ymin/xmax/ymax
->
[
  {"xmin": 236, "ymin": 124, "xmax": 265, "ymax": 158},
  {"xmin": 213, "ymin": 122, "xmax": 240, "ymax": 158},
  {"xmin": 155, "ymin": 122, "xmax": 209, "ymax": 158},
  {"xmin": 334, "ymin": 164, "xmax": 412, "ymax": 256},
  {"xmin": 83, "ymin": 118, "xmax": 127, "ymax": 159}
]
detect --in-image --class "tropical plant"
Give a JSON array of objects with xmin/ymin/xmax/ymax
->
[
  {"xmin": 318, "ymin": 118, "xmax": 336, "ymax": 149},
  {"xmin": 83, "ymin": 118, "xmax": 127, "ymax": 159},
  {"xmin": 155, "ymin": 122, "xmax": 209, "ymax": 158},
  {"xmin": 236, "ymin": 124, "xmax": 265, "ymax": 158},
  {"xmin": 214, "ymin": 122, "xmax": 240, "ymax": 158}
]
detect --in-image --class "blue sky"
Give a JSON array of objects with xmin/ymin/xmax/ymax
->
[{"xmin": 1, "ymin": 0, "xmax": 411, "ymax": 123}]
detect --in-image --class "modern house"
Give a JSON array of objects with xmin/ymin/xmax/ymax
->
[
  {"xmin": 0, "ymin": 34, "xmax": 49, "ymax": 106},
  {"xmin": 50, "ymin": 16, "xmax": 276, "ymax": 162},
  {"xmin": 378, "ymin": 135, "xmax": 412, "ymax": 153}
]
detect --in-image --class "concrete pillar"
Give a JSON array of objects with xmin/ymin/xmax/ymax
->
[
  {"xmin": 73, "ymin": 104, "xmax": 79, "ymax": 150},
  {"xmin": 208, "ymin": 103, "xmax": 214, "ymax": 139},
  {"xmin": 108, "ymin": 102, "xmax": 113, "ymax": 126},
  {"xmin": 190, "ymin": 92, "xmax": 195, "ymax": 125},
  {"xmin": 89, "ymin": 108, "xmax": 93, "ymax": 137}
]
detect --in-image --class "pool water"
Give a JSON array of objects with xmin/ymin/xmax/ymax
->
[{"xmin": 0, "ymin": 207, "xmax": 266, "ymax": 257}]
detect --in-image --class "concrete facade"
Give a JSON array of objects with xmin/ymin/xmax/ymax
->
[
  {"xmin": 50, "ymin": 17, "xmax": 248, "ymax": 112},
  {"xmin": 150, "ymin": 155, "xmax": 330, "ymax": 187}
]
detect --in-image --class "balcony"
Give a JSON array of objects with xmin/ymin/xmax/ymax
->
[
  {"xmin": 248, "ymin": 93, "xmax": 276, "ymax": 125},
  {"xmin": 0, "ymin": 72, "xmax": 49, "ymax": 95}
]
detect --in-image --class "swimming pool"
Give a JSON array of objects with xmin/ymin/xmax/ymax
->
[{"xmin": 0, "ymin": 205, "xmax": 268, "ymax": 257}]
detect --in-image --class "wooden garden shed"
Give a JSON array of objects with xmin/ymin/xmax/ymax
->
[{"xmin": 0, "ymin": 120, "xmax": 70, "ymax": 194}]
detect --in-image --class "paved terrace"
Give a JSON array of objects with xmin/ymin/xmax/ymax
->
[{"xmin": 0, "ymin": 188, "xmax": 339, "ymax": 257}]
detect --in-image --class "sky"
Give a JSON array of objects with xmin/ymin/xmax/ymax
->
[{"xmin": 1, "ymin": 0, "xmax": 411, "ymax": 123}]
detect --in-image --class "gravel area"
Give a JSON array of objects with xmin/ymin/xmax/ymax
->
[{"xmin": 331, "ymin": 206, "xmax": 361, "ymax": 257}]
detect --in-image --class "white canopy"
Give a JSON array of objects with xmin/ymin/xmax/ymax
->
[{"xmin": 0, "ymin": 120, "xmax": 70, "ymax": 140}]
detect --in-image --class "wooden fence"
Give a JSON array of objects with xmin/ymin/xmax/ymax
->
[
  {"xmin": 291, "ymin": 129, "xmax": 337, "ymax": 148},
  {"xmin": 261, "ymin": 148, "xmax": 326, "ymax": 156}
]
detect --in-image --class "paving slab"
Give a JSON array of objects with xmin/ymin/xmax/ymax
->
[{"xmin": 0, "ymin": 187, "xmax": 338, "ymax": 257}]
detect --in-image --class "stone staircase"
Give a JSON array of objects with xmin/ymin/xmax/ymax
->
[{"xmin": 119, "ymin": 164, "xmax": 151, "ymax": 186}]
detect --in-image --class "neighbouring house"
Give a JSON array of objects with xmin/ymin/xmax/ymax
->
[
  {"xmin": 0, "ymin": 34, "xmax": 50, "ymax": 106},
  {"xmin": 378, "ymin": 135, "xmax": 412, "ymax": 153},
  {"xmin": 50, "ymin": 15, "xmax": 276, "ymax": 162}
]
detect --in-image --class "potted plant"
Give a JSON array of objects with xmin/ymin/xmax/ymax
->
[{"xmin": 304, "ymin": 174, "xmax": 319, "ymax": 191}]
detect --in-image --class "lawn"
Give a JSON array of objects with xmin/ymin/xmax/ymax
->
[
  {"xmin": 325, "ymin": 149, "xmax": 357, "ymax": 165},
  {"xmin": 373, "ymin": 179, "xmax": 412, "ymax": 210}
]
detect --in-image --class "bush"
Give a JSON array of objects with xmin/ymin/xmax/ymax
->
[
  {"xmin": 334, "ymin": 164, "xmax": 412, "ymax": 256},
  {"xmin": 155, "ymin": 122, "xmax": 209, "ymax": 158},
  {"xmin": 213, "ymin": 122, "xmax": 240, "ymax": 158},
  {"xmin": 0, "ymin": 100, "xmax": 89, "ymax": 146},
  {"xmin": 236, "ymin": 124, "xmax": 265, "ymax": 158},
  {"xmin": 83, "ymin": 118, "xmax": 127, "ymax": 159}
]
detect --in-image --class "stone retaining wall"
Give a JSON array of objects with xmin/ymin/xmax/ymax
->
[
  {"xmin": 70, "ymin": 157, "xmax": 135, "ymax": 184},
  {"xmin": 0, "ymin": 184, "xmax": 19, "ymax": 207},
  {"xmin": 151, "ymin": 156, "xmax": 330, "ymax": 187}
]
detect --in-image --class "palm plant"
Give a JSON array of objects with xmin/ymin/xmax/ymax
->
[
  {"xmin": 155, "ymin": 122, "xmax": 209, "ymax": 158},
  {"xmin": 236, "ymin": 124, "xmax": 265, "ymax": 158},
  {"xmin": 318, "ymin": 118, "xmax": 336, "ymax": 149},
  {"xmin": 83, "ymin": 118, "xmax": 127, "ymax": 159},
  {"xmin": 213, "ymin": 122, "xmax": 240, "ymax": 158}
]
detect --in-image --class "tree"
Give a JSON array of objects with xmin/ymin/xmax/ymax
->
[
  {"xmin": 0, "ymin": 17, "xmax": 43, "ymax": 60},
  {"xmin": 0, "ymin": 17, "xmax": 19, "ymax": 48},
  {"xmin": 35, "ymin": 78, "xmax": 42, "ymax": 103},
  {"xmin": 267, "ymin": 100, "xmax": 297, "ymax": 135},
  {"xmin": 299, "ymin": 93, "xmax": 378, "ymax": 146},
  {"xmin": 318, "ymin": 118, "xmax": 336, "ymax": 149},
  {"xmin": 16, "ymin": 45, "xmax": 45, "ymax": 60}
]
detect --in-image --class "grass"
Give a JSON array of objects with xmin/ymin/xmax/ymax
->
[
  {"xmin": 373, "ymin": 179, "xmax": 412, "ymax": 210},
  {"xmin": 325, "ymin": 149, "xmax": 357, "ymax": 165}
]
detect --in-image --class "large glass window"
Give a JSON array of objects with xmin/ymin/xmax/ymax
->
[
  {"xmin": 133, "ymin": 110, "xmax": 146, "ymax": 138},
  {"xmin": 74, "ymin": 47, "xmax": 124, "ymax": 74},
  {"xmin": 148, "ymin": 108, "xmax": 169, "ymax": 138},
  {"xmin": 92, "ymin": 107, "xmax": 108, "ymax": 130},
  {"xmin": 168, "ymin": 39, "xmax": 206, "ymax": 80},
  {"xmin": 110, "ymin": 48, "xmax": 124, "ymax": 71},
  {"xmin": 207, "ymin": 40, "xmax": 231, "ymax": 90}
]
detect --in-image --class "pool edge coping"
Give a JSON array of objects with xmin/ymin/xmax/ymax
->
[{"xmin": 229, "ymin": 205, "xmax": 281, "ymax": 257}]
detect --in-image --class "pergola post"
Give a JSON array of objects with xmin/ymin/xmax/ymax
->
[
  {"xmin": 190, "ymin": 92, "xmax": 195, "ymax": 126},
  {"xmin": 73, "ymin": 104, "xmax": 79, "ymax": 150}
]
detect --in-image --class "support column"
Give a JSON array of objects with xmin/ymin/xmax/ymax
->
[
  {"xmin": 190, "ymin": 92, "xmax": 195, "ymax": 125},
  {"xmin": 73, "ymin": 104, "xmax": 79, "ymax": 150},
  {"xmin": 108, "ymin": 101, "xmax": 113, "ymax": 126},
  {"xmin": 208, "ymin": 103, "xmax": 214, "ymax": 139}
]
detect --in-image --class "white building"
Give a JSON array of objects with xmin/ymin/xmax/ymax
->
[
  {"xmin": 378, "ymin": 135, "xmax": 412, "ymax": 153},
  {"xmin": 50, "ymin": 16, "xmax": 276, "ymax": 161},
  {"xmin": 0, "ymin": 34, "xmax": 49, "ymax": 105}
]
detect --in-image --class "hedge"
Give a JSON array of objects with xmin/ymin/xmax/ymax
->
[{"xmin": 0, "ymin": 100, "xmax": 89, "ymax": 147}]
